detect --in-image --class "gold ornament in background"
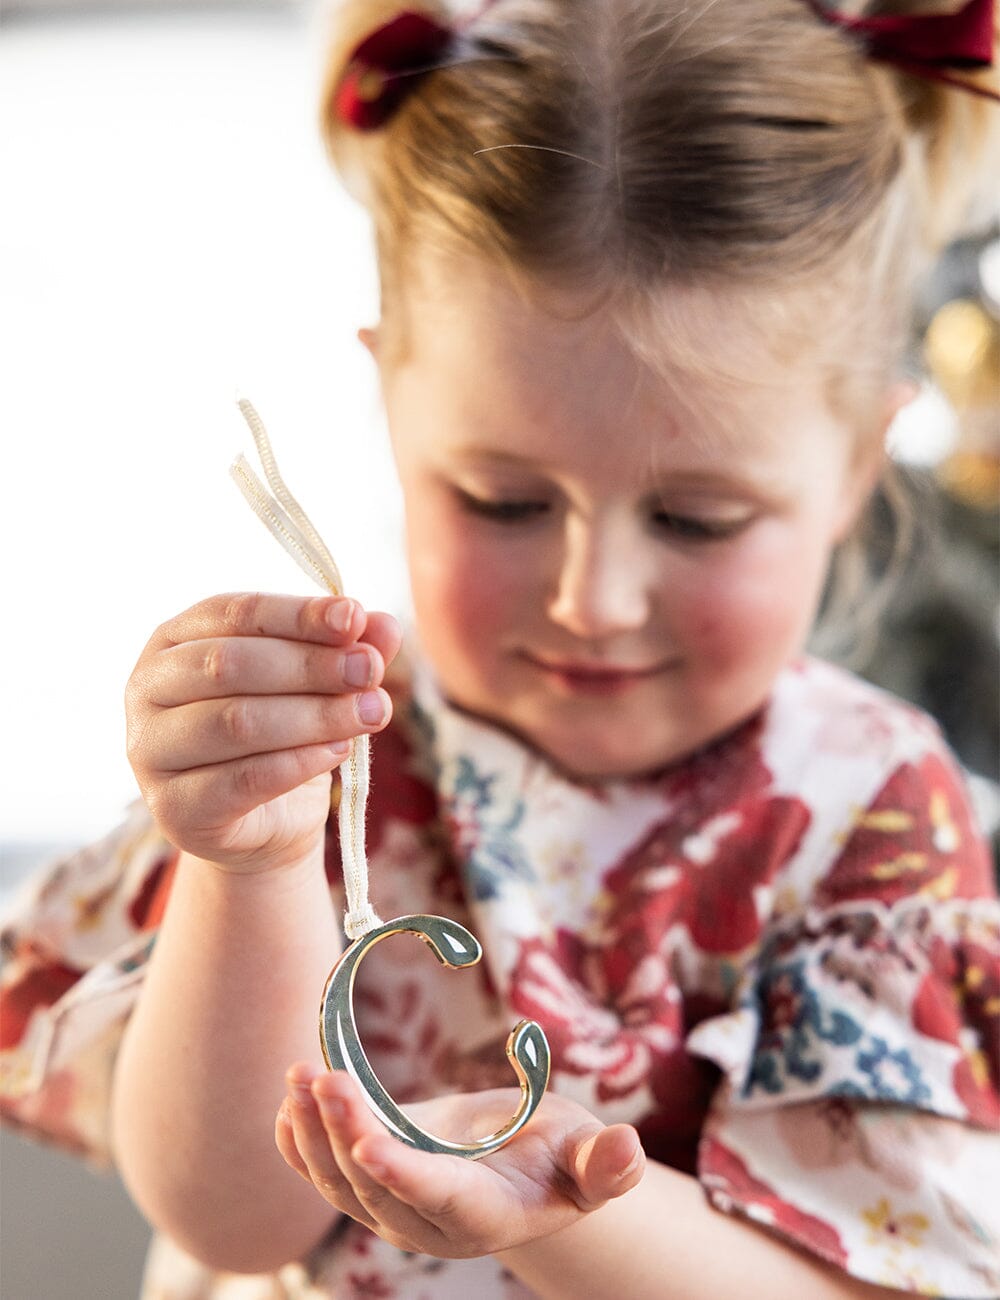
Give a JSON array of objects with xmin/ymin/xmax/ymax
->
[{"xmin": 923, "ymin": 299, "xmax": 1000, "ymax": 510}]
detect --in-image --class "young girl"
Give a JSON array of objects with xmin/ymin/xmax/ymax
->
[{"xmin": 3, "ymin": 0, "xmax": 998, "ymax": 1296}]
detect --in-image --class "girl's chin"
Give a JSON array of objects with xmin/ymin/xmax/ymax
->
[
  {"xmin": 513, "ymin": 718, "xmax": 687, "ymax": 783},
  {"xmin": 445, "ymin": 694, "xmax": 667, "ymax": 778}
]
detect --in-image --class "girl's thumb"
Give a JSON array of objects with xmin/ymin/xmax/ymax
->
[{"xmin": 570, "ymin": 1123, "xmax": 645, "ymax": 1209}]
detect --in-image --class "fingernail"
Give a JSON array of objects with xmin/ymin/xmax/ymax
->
[
  {"xmin": 343, "ymin": 650, "xmax": 372, "ymax": 688},
  {"xmin": 357, "ymin": 690, "xmax": 387, "ymax": 727},
  {"xmin": 326, "ymin": 598, "xmax": 356, "ymax": 635},
  {"xmin": 289, "ymin": 1081, "xmax": 313, "ymax": 1106},
  {"xmin": 618, "ymin": 1146, "xmax": 644, "ymax": 1181}
]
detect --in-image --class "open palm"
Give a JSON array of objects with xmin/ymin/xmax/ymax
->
[{"xmin": 276, "ymin": 1065, "xmax": 645, "ymax": 1259}]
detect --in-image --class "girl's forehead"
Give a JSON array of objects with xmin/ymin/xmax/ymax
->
[
  {"xmin": 388, "ymin": 256, "xmax": 839, "ymax": 464},
  {"xmin": 399, "ymin": 253, "xmax": 824, "ymax": 401}
]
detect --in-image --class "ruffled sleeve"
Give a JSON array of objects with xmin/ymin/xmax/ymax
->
[
  {"xmin": 688, "ymin": 749, "xmax": 1000, "ymax": 1297},
  {"xmin": 0, "ymin": 804, "xmax": 177, "ymax": 1163}
]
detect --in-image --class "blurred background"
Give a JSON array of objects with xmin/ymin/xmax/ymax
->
[
  {"xmin": 1, "ymin": 1, "xmax": 998, "ymax": 1295},
  {"xmin": 2, "ymin": 2, "xmax": 407, "ymax": 1295}
]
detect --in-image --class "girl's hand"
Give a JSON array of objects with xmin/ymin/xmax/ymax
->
[
  {"xmin": 275, "ymin": 1065, "xmax": 645, "ymax": 1259},
  {"xmin": 125, "ymin": 593, "xmax": 402, "ymax": 872}
]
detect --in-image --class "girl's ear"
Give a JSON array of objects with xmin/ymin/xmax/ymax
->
[
  {"xmin": 883, "ymin": 377, "xmax": 920, "ymax": 425},
  {"xmin": 357, "ymin": 326, "xmax": 380, "ymax": 358},
  {"xmin": 834, "ymin": 379, "xmax": 919, "ymax": 541}
]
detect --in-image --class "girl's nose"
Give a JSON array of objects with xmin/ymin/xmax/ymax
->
[{"xmin": 546, "ymin": 511, "xmax": 651, "ymax": 640}]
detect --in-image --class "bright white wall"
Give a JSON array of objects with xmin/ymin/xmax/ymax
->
[{"xmin": 1, "ymin": 6, "xmax": 409, "ymax": 846}]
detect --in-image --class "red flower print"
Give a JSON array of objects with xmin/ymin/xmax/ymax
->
[
  {"xmin": 510, "ymin": 935, "xmax": 680, "ymax": 1100},
  {"xmin": 508, "ymin": 929, "xmax": 726, "ymax": 1169},
  {"xmin": 505, "ymin": 729, "xmax": 809, "ymax": 1154},
  {"xmin": 603, "ymin": 792, "xmax": 810, "ymax": 955},
  {"xmin": 0, "ymin": 955, "xmax": 81, "ymax": 1050},
  {"xmin": 817, "ymin": 754, "xmax": 993, "ymax": 908},
  {"xmin": 700, "ymin": 1134, "xmax": 849, "ymax": 1268},
  {"xmin": 912, "ymin": 930, "xmax": 1000, "ymax": 1126},
  {"xmin": 127, "ymin": 852, "xmax": 178, "ymax": 930}
]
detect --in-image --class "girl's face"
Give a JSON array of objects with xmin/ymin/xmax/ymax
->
[{"xmin": 368, "ymin": 260, "xmax": 879, "ymax": 780}]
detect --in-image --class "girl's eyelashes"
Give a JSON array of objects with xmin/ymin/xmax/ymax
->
[
  {"xmin": 453, "ymin": 487, "xmax": 550, "ymax": 522},
  {"xmin": 453, "ymin": 486, "xmax": 755, "ymax": 540},
  {"xmin": 651, "ymin": 510, "xmax": 754, "ymax": 541}
]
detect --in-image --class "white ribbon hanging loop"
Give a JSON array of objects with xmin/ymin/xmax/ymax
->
[{"xmin": 230, "ymin": 398, "xmax": 382, "ymax": 942}]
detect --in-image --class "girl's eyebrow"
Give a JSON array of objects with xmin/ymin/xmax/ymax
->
[{"xmin": 450, "ymin": 448, "xmax": 549, "ymax": 467}]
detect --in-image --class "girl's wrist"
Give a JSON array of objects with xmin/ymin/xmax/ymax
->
[{"xmin": 180, "ymin": 838, "xmax": 329, "ymax": 890}]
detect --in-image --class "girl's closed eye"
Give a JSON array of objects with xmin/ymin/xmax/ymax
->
[
  {"xmin": 454, "ymin": 484, "xmax": 756, "ymax": 540},
  {"xmin": 453, "ymin": 486, "xmax": 550, "ymax": 522},
  {"xmin": 651, "ymin": 508, "xmax": 756, "ymax": 542}
]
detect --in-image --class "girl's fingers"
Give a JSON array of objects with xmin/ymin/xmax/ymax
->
[
  {"xmin": 146, "ymin": 637, "xmax": 385, "ymax": 708},
  {"xmin": 275, "ymin": 1100, "xmax": 310, "ymax": 1180},
  {"xmin": 309, "ymin": 1073, "xmax": 448, "ymax": 1249},
  {"xmin": 359, "ymin": 611, "xmax": 403, "ymax": 671},
  {"xmin": 281, "ymin": 1067, "xmax": 378, "ymax": 1232},
  {"xmin": 349, "ymin": 1129, "xmax": 479, "ymax": 1226},
  {"xmin": 310, "ymin": 1072, "xmax": 398, "ymax": 1203},
  {"xmin": 151, "ymin": 594, "xmax": 366, "ymax": 654},
  {"xmin": 152, "ymin": 744, "xmax": 346, "ymax": 830},
  {"xmin": 149, "ymin": 689, "xmax": 391, "ymax": 772},
  {"xmin": 124, "ymin": 594, "xmax": 403, "ymax": 866}
]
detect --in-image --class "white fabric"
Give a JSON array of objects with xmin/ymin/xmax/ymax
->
[{"xmin": 229, "ymin": 399, "xmax": 381, "ymax": 942}]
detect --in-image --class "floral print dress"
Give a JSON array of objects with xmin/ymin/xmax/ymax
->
[{"xmin": 2, "ymin": 655, "xmax": 998, "ymax": 1299}]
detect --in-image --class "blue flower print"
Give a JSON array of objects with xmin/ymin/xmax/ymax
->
[
  {"xmin": 453, "ymin": 755, "xmax": 498, "ymax": 809},
  {"xmin": 443, "ymin": 754, "xmax": 536, "ymax": 901},
  {"xmin": 744, "ymin": 959, "xmax": 935, "ymax": 1106},
  {"xmin": 856, "ymin": 1037, "xmax": 931, "ymax": 1105},
  {"xmin": 745, "ymin": 959, "xmax": 864, "ymax": 1097}
]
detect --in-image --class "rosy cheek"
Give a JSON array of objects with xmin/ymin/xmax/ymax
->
[
  {"xmin": 406, "ymin": 509, "xmax": 528, "ymax": 658},
  {"xmin": 673, "ymin": 525, "xmax": 827, "ymax": 669},
  {"xmin": 438, "ymin": 535, "xmax": 525, "ymax": 618}
]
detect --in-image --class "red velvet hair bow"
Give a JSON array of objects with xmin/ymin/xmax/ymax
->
[
  {"xmin": 333, "ymin": 0, "xmax": 999, "ymax": 132},
  {"xmin": 333, "ymin": 10, "xmax": 457, "ymax": 130},
  {"xmin": 805, "ymin": 0, "xmax": 1000, "ymax": 101}
]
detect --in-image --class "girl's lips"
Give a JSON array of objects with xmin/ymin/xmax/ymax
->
[{"xmin": 523, "ymin": 654, "xmax": 671, "ymax": 695}]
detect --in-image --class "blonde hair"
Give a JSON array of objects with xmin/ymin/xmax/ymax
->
[
  {"xmin": 317, "ymin": 0, "xmax": 998, "ymax": 651},
  {"xmin": 319, "ymin": 0, "xmax": 997, "ymax": 396}
]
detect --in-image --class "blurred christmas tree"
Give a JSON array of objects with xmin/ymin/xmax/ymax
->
[{"xmin": 826, "ymin": 226, "xmax": 1000, "ymax": 859}]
